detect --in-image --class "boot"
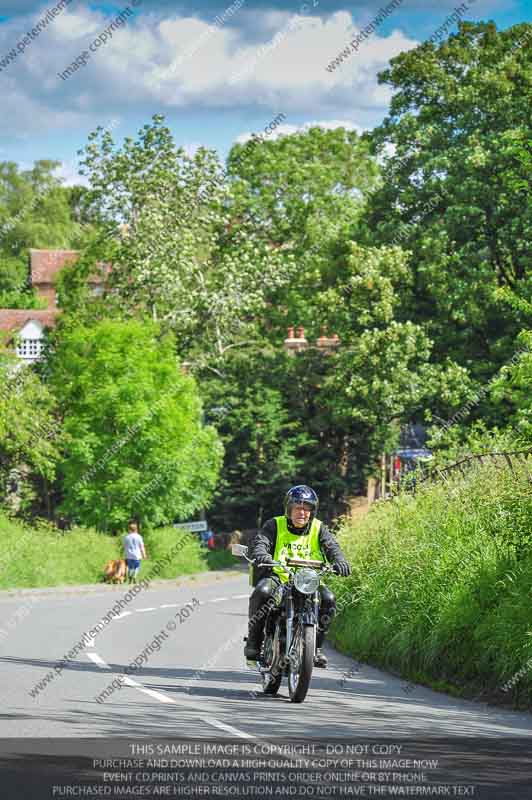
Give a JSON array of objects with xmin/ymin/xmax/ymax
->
[
  {"xmin": 243, "ymin": 621, "xmax": 263, "ymax": 661},
  {"xmin": 244, "ymin": 636, "xmax": 260, "ymax": 660},
  {"xmin": 314, "ymin": 627, "xmax": 328, "ymax": 668}
]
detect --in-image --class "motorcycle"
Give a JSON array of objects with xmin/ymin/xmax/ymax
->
[{"xmin": 232, "ymin": 543, "xmax": 336, "ymax": 704}]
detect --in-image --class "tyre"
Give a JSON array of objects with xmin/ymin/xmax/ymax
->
[
  {"xmin": 288, "ymin": 624, "xmax": 315, "ymax": 703},
  {"xmin": 262, "ymin": 671, "xmax": 282, "ymax": 695}
]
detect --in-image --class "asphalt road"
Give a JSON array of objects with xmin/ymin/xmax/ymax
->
[{"xmin": 1, "ymin": 568, "xmax": 532, "ymax": 741}]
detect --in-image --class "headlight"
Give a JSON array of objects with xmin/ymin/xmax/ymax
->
[{"xmin": 294, "ymin": 568, "xmax": 320, "ymax": 595}]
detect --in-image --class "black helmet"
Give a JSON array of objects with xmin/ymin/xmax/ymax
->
[{"xmin": 284, "ymin": 485, "xmax": 319, "ymax": 526}]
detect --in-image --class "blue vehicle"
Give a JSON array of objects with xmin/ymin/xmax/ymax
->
[{"xmin": 394, "ymin": 448, "xmax": 432, "ymax": 487}]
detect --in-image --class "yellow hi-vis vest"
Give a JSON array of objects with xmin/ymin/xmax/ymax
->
[{"xmin": 272, "ymin": 515, "xmax": 324, "ymax": 584}]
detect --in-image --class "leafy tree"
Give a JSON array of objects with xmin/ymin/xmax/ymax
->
[
  {"xmin": 0, "ymin": 349, "xmax": 60, "ymax": 516},
  {"xmin": 493, "ymin": 132, "xmax": 532, "ymax": 324},
  {"xmin": 221, "ymin": 130, "xmax": 473, "ymax": 503},
  {"xmin": 282, "ymin": 347, "xmax": 367, "ymax": 521},
  {"xmin": 202, "ymin": 349, "xmax": 312, "ymax": 530},
  {"xmin": 365, "ymin": 20, "xmax": 532, "ymax": 384},
  {"xmin": 0, "ymin": 160, "xmax": 92, "ymax": 307},
  {"xmin": 317, "ymin": 243, "xmax": 471, "ymax": 471},
  {"xmin": 53, "ymin": 232, "xmax": 112, "ymax": 328},
  {"xmin": 226, "ymin": 126, "xmax": 381, "ymax": 338},
  {"xmin": 491, "ymin": 331, "xmax": 532, "ymax": 444},
  {"xmin": 48, "ymin": 319, "xmax": 223, "ymax": 531},
  {"xmin": 227, "ymin": 126, "xmax": 378, "ymax": 245},
  {"xmin": 76, "ymin": 115, "xmax": 294, "ymax": 370}
]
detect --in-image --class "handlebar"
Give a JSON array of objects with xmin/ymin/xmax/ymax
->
[{"xmin": 253, "ymin": 557, "xmax": 335, "ymax": 575}]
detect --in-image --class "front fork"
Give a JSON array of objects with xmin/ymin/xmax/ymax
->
[
  {"xmin": 285, "ymin": 588, "xmax": 294, "ymax": 656},
  {"xmin": 286, "ymin": 590, "xmax": 320, "ymax": 657}
]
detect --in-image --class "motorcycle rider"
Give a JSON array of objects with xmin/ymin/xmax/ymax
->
[{"xmin": 244, "ymin": 485, "xmax": 351, "ymax": 668}]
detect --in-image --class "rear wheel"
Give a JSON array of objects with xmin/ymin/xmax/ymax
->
[
  {"xmin": 262, "ymin": 671, "xmax": 282, "ymax": 695},
  {"xmin": 288, "ymin": 624, "xmax": 315, "ymax": 703}
]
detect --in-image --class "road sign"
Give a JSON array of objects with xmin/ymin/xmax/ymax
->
[{"xmin": 173, "ymin": 521, "xmax": 208, "ymax": 532}]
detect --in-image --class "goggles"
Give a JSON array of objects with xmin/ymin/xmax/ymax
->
[{"xmin": 290, "ymin": 502, "xmax": 314, "ymax": 513}]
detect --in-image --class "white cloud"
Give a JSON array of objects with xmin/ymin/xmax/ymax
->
[
  {"xmin": 147, "ymin": 10, "xmax": 417, "ymax": 111},
  {"xmin": 0, "ymin": 5, "xmax": 418, "ymax": 135},
  {"xmin": 235, "ymin": 119, "xmax": 365, "ymax": 144}
]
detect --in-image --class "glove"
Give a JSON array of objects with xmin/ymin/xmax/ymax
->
[
  {"xmin": 257, "ymin": 554, "xmax": 274, "ymax": 566},
  {"xmin": 332, "ymin": 560, "xmax": 351, "ymax": 577}
]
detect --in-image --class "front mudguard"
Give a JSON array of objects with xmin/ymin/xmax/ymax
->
[{"xmin": 301, "ymin": 609, "xmax": 318, "ymax": 626}]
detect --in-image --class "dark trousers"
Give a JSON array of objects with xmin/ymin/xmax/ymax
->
[{"xmin": 248, "ymin": 576, "xmax": 336, "ymax": 650}]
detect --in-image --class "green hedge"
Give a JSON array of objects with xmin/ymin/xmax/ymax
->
[
  {"xmin": 331, "ymin": 458, "xmax": 532, "ymax": 708},
  {"xmin": 0, "ymin": 516, "xmax": 233, "ymax": 590}
]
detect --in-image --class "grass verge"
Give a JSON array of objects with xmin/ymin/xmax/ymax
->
[
  {"xmin": 0, "ymin": 514, "xmax": 234, "ymax": 590},
  {"xmin": 329, "ymin": 457, "xmax": 532, "ymax": 710}
]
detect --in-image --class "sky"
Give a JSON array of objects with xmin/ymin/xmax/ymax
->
[{"xmin": 0, "ymin": 0, "xmax": 530, "ymax": 185}]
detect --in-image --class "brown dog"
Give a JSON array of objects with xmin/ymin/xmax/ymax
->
[{"xmin": 103, "ymin": 559, "xmax": 127, "ymax": 584}]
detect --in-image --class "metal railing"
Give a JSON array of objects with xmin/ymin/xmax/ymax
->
[{"xmin": 427, "ymin": 448, "xmax": 532, "ymax": 483}]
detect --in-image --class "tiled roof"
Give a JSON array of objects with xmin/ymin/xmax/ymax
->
[
  {"xmin": 0, "ymin": 309, "xmax": 60, "ymax": 333},
  {"xmin": 30, "ymin": 250, "xmax": 110, "ymax": 285},
  {"xmin": 30, "ymin": 249, "xmax": 79, "ymax": 284}
]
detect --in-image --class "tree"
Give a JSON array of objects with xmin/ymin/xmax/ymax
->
[
  {"xmin": 222, "ymin": 128, "xmax": 471, "ymax": 500},
  {"xmin": 0, "ymin": 349, "xmax": 60, "ymax": 517},
  {"xmin": 365, "ymin": 21, "xmax": 532, "ymax": 384},
  {"xmin": 491, "ymin": 331, "xmax": 532, "ymax": 444},
  {"xmin": 317, "ymin": 243, "xmax": 471, "ymax": 471},
  {"xmin": 226, "ymin": 125, "xmax": 381, "ymax": 338},
  {"xmin": 76, "ymin": 115, "xmax": 294, "ymax": 371},
  {"xmin": 202, "ymin": 348, "xmax": 312, "ymax": 530},
  {"xmin": 0, "ymin": 160, "xmax": 92, "ymax": 308},
  {"xmin": 48, "ymin": 319, "xmax": 223, "ymax": 531}
]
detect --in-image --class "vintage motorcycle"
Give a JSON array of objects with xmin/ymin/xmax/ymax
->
[{"xmin": 232, "ymin": 543, "xmax": 336, "ymax": 703}]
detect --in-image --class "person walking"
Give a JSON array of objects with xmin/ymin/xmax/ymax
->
[{"xmin": 122, "ymin": 519, "xmax": 147, "ymax": 584}]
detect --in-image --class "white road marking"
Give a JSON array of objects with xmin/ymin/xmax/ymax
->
[
  {"xmin": 231, "ymin": 594, "xmax": 249, "ymax": 599},
  {"xmin": 122, "ymin": 676, "xmax": 143, "ymax": 688},
  {"xmin": 199, "ymin": 716, "xmax": 254, "ymax": 739},
  {"xmin": 88, "ymin": 591, "xmax": 254, "ymax": 739},
  {"xmin": 139, "ymin": 687, "xmax": 177, "ymax": 704},
  {"xmin": 88, "ymin": 653, "xmax": 109, "ymax": 668},
  {"xmin": 88, "ymin": 652, "xmax": 142, "ymax": 689},
  {"xmin": 88, "ymin": 648, "xmax": 254, "ymax": 739}
]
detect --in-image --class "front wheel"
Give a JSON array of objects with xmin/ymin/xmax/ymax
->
[{"xmin": 288, "ymin": 624, "xmax": 315, "ymax": 703}]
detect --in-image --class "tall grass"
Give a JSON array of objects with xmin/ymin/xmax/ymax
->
[
  {"xmin": 331, "ymin": 458, "xmax": 532, "ymax": 708},
  {"xmin": 0, "ymin": 515, "xmax": 234, "ymax": 590}
]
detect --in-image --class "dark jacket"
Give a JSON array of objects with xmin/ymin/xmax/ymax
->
[{"xmin": 249, "ymin": 516, "xmax": 347, "ymax": 585}]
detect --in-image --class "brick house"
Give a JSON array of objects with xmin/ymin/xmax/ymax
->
[
  {"xmin": 0, "ymin": 310, "xmax": 60, "ymax": 362},
  {"xmin": 0, "ymin": 249, "xmax": 106, "ymax": 362},
  {"xmin": 29, "ymin": 249, "xmax": 80, "ymax": 310}
]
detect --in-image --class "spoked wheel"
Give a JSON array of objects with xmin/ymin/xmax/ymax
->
[
  {"xmin": 287, "ymin": 624, "xmax": 315, "ymax": 703},
  {"xmin": 261, "ymin": 634, "xmax": 282, "ymax": 695}
]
